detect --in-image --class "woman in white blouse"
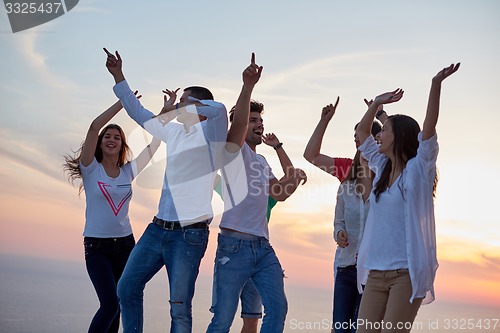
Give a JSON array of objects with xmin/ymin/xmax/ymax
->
[{"xmin": 354, "ymin": 63, "xmax": 460, "ymax": 333}]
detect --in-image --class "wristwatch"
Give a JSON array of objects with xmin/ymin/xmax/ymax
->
[{"xmin": 376, "ymin": 109, "xmax": 386, "ymax": 119}]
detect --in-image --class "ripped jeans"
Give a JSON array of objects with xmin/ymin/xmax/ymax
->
[
  {"xmin": 207, "ymin": 233, "xmax": 287, "ymax": 333},
  {"xmin": 117, "ymin": 222, "xmax": 209, "ymax": 333}
]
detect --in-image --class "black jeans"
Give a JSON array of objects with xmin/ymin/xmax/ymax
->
[{"xmin": 84, "ymin": 234, "xmax": 135, "ymax": 333}]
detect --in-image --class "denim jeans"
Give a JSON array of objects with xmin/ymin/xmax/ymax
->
[
  {"xmin": 240, "ymin": 279, "xmax": 263, "ymax": 318},
  {"xmin": 117, "ymin": 222, "xmax": 209, "ymax": 333},
  {"xmin": 333, "ymin": 265, "xmax": 362, "ymax": 333},
  {"xmin": 84, "ymin": 234, "xmax": 135, "ymax": 333},
  {"xmin": 207, "ymin": 234, "xmax": 287, "ymax": 333}
]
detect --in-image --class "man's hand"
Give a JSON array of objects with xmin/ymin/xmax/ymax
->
[
  {"xmin": 103, "ymin": 47, "xmax": 125, "ymax": 83},
  {"xmin": 242, "ymin": 53, "xmax": 263, "ymax": 87},
  {"xmin": 156, "ymin": 88, "xmax": 181, "ymax": 117},
  {"xmin": 262, "ymin": 133, "xmax": 280, "ymax": 147},
  {"xmin": 163, "ymin": 88, "xmax": 180, "ymax": 108},
  {"xmin": 320, "ymin": 96, "xmax": 340, "ymax": 122}
]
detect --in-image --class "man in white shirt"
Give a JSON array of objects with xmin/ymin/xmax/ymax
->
[{"xmin": 104, "ymin": 48, "xmax": 228, "ymax": 333}]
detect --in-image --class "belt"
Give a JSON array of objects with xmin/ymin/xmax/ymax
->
[{"xmin": 152, "ymin": 216, "xmax": 208, "ymax": 231}]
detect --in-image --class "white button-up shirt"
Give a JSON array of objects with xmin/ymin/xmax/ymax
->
[{"xmin": 357, "ymin": 133, "xmax": 439, "ymax": 304}]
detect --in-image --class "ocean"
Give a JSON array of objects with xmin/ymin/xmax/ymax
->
[{"xmin": 1, "ymin": 254, "xmax": 498, "ymax": 332}]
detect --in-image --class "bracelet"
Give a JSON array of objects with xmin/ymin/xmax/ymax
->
[
  {"xmin": 376, "ymin": 109, "xmax": 386, "ymax": 119},
  {"xmin": 273, "ymin": 142, "xmax": 283, "ymax": 150}
]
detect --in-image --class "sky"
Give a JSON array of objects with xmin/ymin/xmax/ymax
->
[{"xmin": 0, "ymin": 0, "xmax": 499, "ymax": 309}]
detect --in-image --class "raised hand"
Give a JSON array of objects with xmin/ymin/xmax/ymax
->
[
  {"xmin": 155, "ymin": 88, "xmax": 181, "ymax": 118},
  {"xmin": 321, "ymin": 96, "xmax": 340, "ymax": 122},
  {"xmin": 262, "ymin": 133, "xmax": 280, "ymax": 147},
  {"xmin": 103, "ymin": 48, "xmax": 125, "ymax": 83},
  {"xmin": 432, "ymin": 63, "xmax": 460, "ymax": 84},
  {"xmin": 103, "ymin": 48, "xmax": 122, "ymax": 75},
  {"xmin": 162, "ymin": 88, "xmax": 180, "ymax": 108},
  {"xmin": 373, "ymin": 88, "xmax": 404, "ymax": 106},
  {"xmin": 242, "ymin": 53, "xmax": 263, "ymax": 87}
]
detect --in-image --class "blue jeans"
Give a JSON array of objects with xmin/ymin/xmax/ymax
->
[
  {"xmin": 117, "ymin": 222, "xmax": 209, "ymax": 333},
  {"xmin": 84, "ymin": 234, "xmax": 135, "ymax": 333},
  {"xmin": 333, "ymin": 265, "xmax": 362, "ymax": 333},
  {"xmin": 240, "ymin": 279, "xmax": 263, "ymax": 318},
  {"xmin": 207, "ymin": 234, "xmax": 287, "ymax": 333}
]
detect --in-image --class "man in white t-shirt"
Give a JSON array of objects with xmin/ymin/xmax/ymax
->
[{"xmin": 206, "ymin": 54, "xmax": 306, "ymax": 333}]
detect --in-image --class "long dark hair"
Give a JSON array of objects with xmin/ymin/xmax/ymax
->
[
  {"xmin": 373, "ymin": 115, "xmax": 438, "ymax": 201},
  {"xmin": 63, "ymin": 124, "xmax": 131, "ymax": 194}
]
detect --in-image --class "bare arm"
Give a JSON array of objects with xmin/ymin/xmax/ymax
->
[
  {"xmin": 262, "ymin": 133, "xmax": 294, "ymax": 178},
  {"xmin": 303, "ymin": 98, "xmax": 339, "ymax": 174},
  {"xmin": 226, "ymin": 53, "xmax": 263, "ymax": 153},
  {"xmin": 356, "ymin": 89, "xmax": 404, "ymax": 146},
  {"xmin": 80, "ymin": 91, "xmax": 141, "ymax": 167},
  {"xmin": 132, "ymin": 137, "xmax": 162, "ymax": 175},
  {"xmin": 80, "ymin": 101, "xmax": 123, "ymax": 167},
  {"xmin": 422, "ymin": 63, "xmax": 460, "ymax": 140},
  {"xmin": 365, "ymin": 98, "xmax": 387, "ymax": 123},
  {"xmin": 269, "ymin": 168, "xmax": 307, "ymax": 202}
]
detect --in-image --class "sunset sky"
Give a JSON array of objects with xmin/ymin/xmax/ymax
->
[{"xmin": 1, "ymin": 0, "xmax": 499, "ymax": 309}]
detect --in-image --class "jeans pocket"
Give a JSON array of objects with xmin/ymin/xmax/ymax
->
[
  {"xmin": 183, "ymin": 229, "xmax": 208, "ymax": 246},
  {"xmin": 84, "ymin": 238, "xmax": 101, "ymax": 258},
  {"xmin": 217, "ymin": 241, "xmax": 240, "ymax": 254}
]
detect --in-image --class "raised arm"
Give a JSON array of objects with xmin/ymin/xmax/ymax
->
[
  {"xmin": 226, "ymin": 53, "xmax": 263, "ymax": 152},
  {"xmin": 356, "ymin": 89, "xmax": 404, "ymax": 145},
  {"xmin": 80, "ymin": 91, "xmax": 141, "ymax": 167},
  {"xmin": 104, "ymin": 48, "xmax": 125, "ymax": 84},
  {"xmin": 422, "ymin": 63, "xmax": 460, "ymax": 140},
  {"xmin": 303, "ymin": 98, "xmax": 339, "ymax": 174},
  {"xmin": 80, "ymin": 102, "xmax": 122, "ymax": 167},
  {"xmin": 365, "ymin": 98, "xmax": 387, "ymax": 123}
]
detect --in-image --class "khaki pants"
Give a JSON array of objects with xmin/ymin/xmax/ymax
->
[{"xmin": 357, "ymin": 269, "xmax": 423, "ymax": 333}]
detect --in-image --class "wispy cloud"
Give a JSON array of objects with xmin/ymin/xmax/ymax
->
[{"xmin": 13, "ymin": 33, "xmax": 78, "ymax": 92}]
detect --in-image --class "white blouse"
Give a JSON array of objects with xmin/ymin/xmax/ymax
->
[{"xmin": 357, "ymin": 133, "xmax": 439, "ymax": 304}]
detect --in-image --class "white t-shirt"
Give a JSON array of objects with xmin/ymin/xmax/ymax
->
[
  {"xmin": 219, "ymin": 143, "xmax": 275, "ymax": 239},
  {"xmin": 81, "ymin": 158, "xmax": 134, "ymax": 237}
]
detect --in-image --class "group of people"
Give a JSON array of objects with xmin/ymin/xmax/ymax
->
[{"xmin": 63, "ymin": 50, "xmax": 459, "ymax": 333}]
